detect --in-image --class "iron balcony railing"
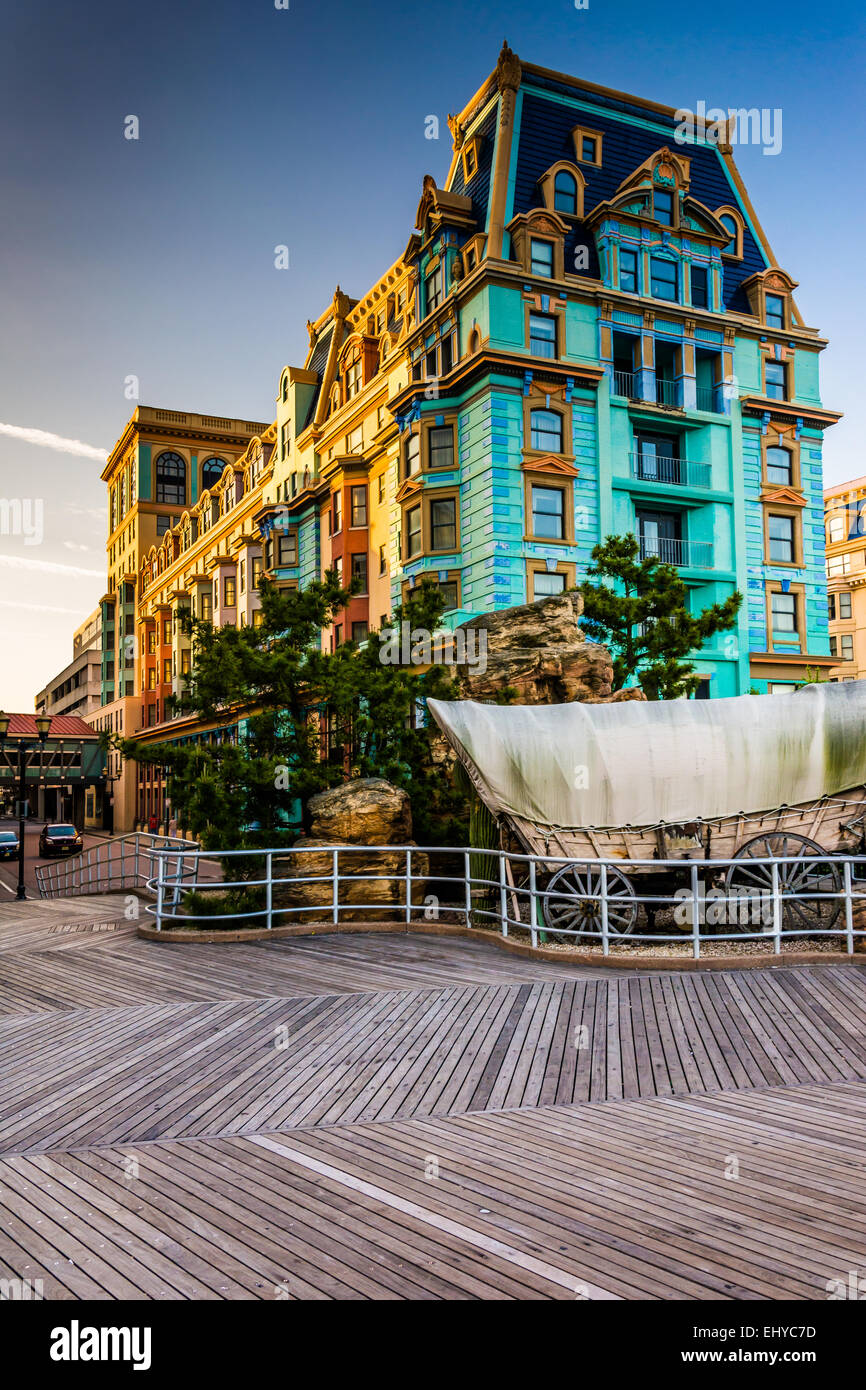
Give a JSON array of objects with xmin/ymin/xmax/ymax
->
[
  {"xmin": 612, "ymin": 370, "xmax": 637, "ymax": 397},
  {"xmin": 142, "ymin": 843, "xmax": 866, "ymax": 960},
  {"xmin": 630, "ymin": 453, "xmax": 711, "ymax": 489},
  {"xmin": 695, "ymin": 385, "xmax": 720, "ymax": 412},
  {"xmin": 637, "ymin": 534, "xmax": 714, "ymax": 569},
  {"xmin": 655, "ymin": 377, "xmax": 681, "ymax": 407}
]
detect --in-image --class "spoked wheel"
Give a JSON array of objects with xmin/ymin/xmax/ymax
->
[
  {"xmin": 542, "ymin": 862, "xmax": 638, "ymax": 938},
  {"xmin": 725, "ymin": 832, "xmax": 842, "ymax": 933}
]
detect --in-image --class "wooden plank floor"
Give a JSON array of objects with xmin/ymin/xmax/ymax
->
[{"xmin": 1, "ymin": 901, "xmax": 865, "ymax": 1298}]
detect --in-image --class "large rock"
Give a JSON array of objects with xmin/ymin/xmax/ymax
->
[
  {"xmin": 306, "ymin": 777, "xmax": 411, "ymax": 844},
  {"xmin": 455, "ymin": 591, "xmax": 640, "ymax": 704}
]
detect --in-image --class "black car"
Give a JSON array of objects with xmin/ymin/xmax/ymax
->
[
  {"xmin": 39, "ymin": 823, "xmax": 83, "ymax": 856},
  {"xmin": 0, "ymin": 829, "xmax": 18, "ymax": 859}
]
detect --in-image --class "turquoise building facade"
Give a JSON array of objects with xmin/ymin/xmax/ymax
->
[{"xmin": 382, "ymin": 47, "xmax": 839, "ymax": 695}]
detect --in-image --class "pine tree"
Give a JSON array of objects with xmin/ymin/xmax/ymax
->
[{"xmin": 580, "ymin": 534, "xmax": 742, "ymax": 700}]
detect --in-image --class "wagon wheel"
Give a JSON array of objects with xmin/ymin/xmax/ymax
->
[
  {"xmin": 542, "ymin": 862, "xmax": 638, "ymax": 938},
  {"xmin": 725, "ymin": 832, "xmax": 841, "ymax": 933}
]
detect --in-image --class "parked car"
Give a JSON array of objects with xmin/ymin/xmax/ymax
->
[
  {"xmin": 0, "ymin": 829, "xmax": 19, "ymax": 859},
  {"xmin": 38, "ymin": 824, "xmax": 83, "ymax": 857}
]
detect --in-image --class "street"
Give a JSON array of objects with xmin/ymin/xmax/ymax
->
[{"xmin": 0, "ymin": 819, "xmax": 109, "ymax": 897}]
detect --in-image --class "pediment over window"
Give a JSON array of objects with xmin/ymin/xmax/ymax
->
[
  {"xmin": 617, "ymin": 147, "xmax": 692, "ymax": 195},
  {"xmin": 759, "ymin": 485, "xmax": 805, "ymax": 507},
  {"xmin": 520, "ymin": 454, "xmax": 580, "ymax": 477},
  {"xmin": 395, "ymin": 475, "xmax": 425, "ymax": 503}
]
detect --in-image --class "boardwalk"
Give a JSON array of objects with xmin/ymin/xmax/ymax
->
[{"xmin": 1, "ymin": 896, "xmax": 865, "ymax": 1299}]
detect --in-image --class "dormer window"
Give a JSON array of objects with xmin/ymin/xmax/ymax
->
[
  {"xmin": 345, "ymin": 357, "xmax": 362, "ymax": 399},
  {"xmin": 766, "ymin": 294, "xmax": 785, "ymax": 330},
  {"xmin": 530, "ymin": 239, "xmax": 554, "ymax": 278},
  {"xmin": 281, "ymin": 374, "xmax": 289, "ymax": 403},
  {"xmin": 653, "ymin": 189, "xmax": 674, "ymax": 226},
  {"xmin": 572, "ymin": 127, "xmax": 602, "ymax": 166},
  {"xmin": 553, "ymin": 171, "xmax": 578, "ymax": 216},
  {"xmin": 461, "ymin": 138, "xmax": 480, "ymax": 184},
  {"xmin": 425, "ymin": 266, "xmax": 443, "ymax": 315},
  {"xmin": 715, "ymin": 207, "xmax": 744, "ymax": 259}
]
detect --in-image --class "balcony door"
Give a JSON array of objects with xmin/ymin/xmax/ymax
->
[
  {"xmin": 635, "ymin": 433, "xmax": 679, "ymax": 485},
  {"xmin": 637, "ymin": 509, "xmax": 681, "ymax": 564}
]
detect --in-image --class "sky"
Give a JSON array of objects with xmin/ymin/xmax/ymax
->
[{"xmin": 1, "ymin": 0, "xmax": 864, "ymax": 709}]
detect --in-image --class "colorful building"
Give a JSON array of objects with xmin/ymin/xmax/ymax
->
[
  {"xmin": 824, "ymin": 478, "xmax": 866, "ymax": 682},
  {"xmin": 92, "ymin": 47, "xmax": 841, "ymax": 829}
]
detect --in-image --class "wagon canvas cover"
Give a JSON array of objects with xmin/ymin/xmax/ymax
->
[{"xmin": 428, "ymin": 681, "xmax": 866, "ymax": 832}]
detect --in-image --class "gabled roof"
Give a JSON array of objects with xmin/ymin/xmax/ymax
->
[{"xmin": 7, "ymin": 715, "xmax": 97, "ymax": 738}]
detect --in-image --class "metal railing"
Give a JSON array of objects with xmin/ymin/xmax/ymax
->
[
  {"xmin": 35, "ymin": 832, "xmax": 200, "ymax": 900},
  {"xmin": 655, "ymin": 378, "xmax": 681, "ymax": 407},
  {"xmin": 611, "ymin": 370, "xmax": 636, "ymax": 398},
  {"xmin": 630, "ymin": 453, "xmax": 711, "ymax": 489},
  {"xmin": 695, "ymin": 385, "xmax": 721, "ymax": 412},
  {"xmin": 637, "ymin": 534, "xmax": 714, "ymax": 569},
  {"xmin": 145, "ymin": 844, "xmax": 866, "ymax": 958}
]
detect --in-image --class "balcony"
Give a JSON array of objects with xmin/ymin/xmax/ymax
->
[
  {"xmin": 695, "ymin": 385, "xmax": 720, "ymax": 412},
  {"xmin": 630, "ymin": 454, "xmax": 711, "ymax": 490},
  {"xmin": 612, "ymin": 369, "xmax": 636, "ymax": 398},
  {"xmin": 655, "ymin": 378, "xmax": 681, "ymax": 408},
  {"xmin": 637, "ymin": 535, "xmax": 714, "ymax": 569}
]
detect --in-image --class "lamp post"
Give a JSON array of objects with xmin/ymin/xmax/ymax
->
[{"xmin": 0, "ymin": 713, "xmax": 51, "ymax": 900}]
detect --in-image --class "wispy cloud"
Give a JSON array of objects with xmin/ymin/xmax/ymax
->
[
  {"xmin": 0, "ymin": 422, "xmax": 108, "ymax": 461},
  {"xmin": 63, "ymin": 541, "xmax": 92, "ymax": 553},
  {"xmin": 0, "ymin": 599, "xmax": 88, "ymax": 616},
  {"xmin": 0, "ymin": 554, "xmax": 104, "ymax": 579}
]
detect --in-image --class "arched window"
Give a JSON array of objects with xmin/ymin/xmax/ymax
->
[
  {"xmin": 827, "ymin": 514, "xmax": 845, "ymax": 543},
  {"xmin": 281, "ymin": 374, "xmax": 289, "ymax": 403},
  {"xmin": 720, "ymin": 216, "xmax": 737, "ymax": 252},
  {"xmin": 201, "ymin": 457, "xmax": 225, "ymax": 492},
  {"xmin": 155, "ymin": 451, "xmax": 186, "ymax": 505},
  {"xmin": 553, "ymin": 171, "xmax": 578, "ymax": 216},
  {"xmin": 530, "ymin": 409, "xmax": 563, "ymax": 453},
  {"xmin": 766, "ymin": 447, "xmax": 792, "ymax": 486}
]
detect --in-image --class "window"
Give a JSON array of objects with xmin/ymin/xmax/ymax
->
[
  {"xmin": 828, "ymin": 553, "xmax": 853, "ymax": 578},
  {"xmin": 155, "ymin": 452, "xmax": 186, "ymax": 505},
  {"xmin": 406, "ymin": 505, "xmax": 422, "ymax": 558},
  {"xmin": 533, "ymin": 570, "xmax": 567, "ymax": 599},
  {"xmin": 343, "ymin": 358, "xmax": 361, "ymax": 400},
  {"xmin": 162, "ymin": 619, "xmax": 171, "ymax": 644},
  {"xmin": 347, "ymin": 425, "xmax": 363, "ymax": 453},
  {"xmin": 280, "ymin": 422, "xmax": 291, "ymax": 459},
  {"xmin": 766, "ymin": 447, "xmax": 792, "ymax": 486},
  {"xmin": 350, "ymin": 485, "xmax": 368, "ymax": 527},
  {"xmin": 832, "ymin": 633, "xmax": 854, "ymax": 661},
  {"xmin": 619, "ymin": 249, "xmax": 638, "ymax": 293},
  {"xmin": 239, "ymin": 560, "xmax": 246, "ymax": 592},
  {"xmin": 765, "ymin": 360, "xmax": 787, "ymax": 401},
  {"xmin": 653, "ymin": 189, "xmax": 674, "ymax": 226},
  {"xmin": 377, "ymin": 473, "xmax": 386, "ymax": 503},
  {"xmin": 771, "ymin": 591, "xmax": 796, "ymax": 633},
  {"xmin": 531, "ymin": 485, "xmax": 565, "ymax": 540},
  {"xmin": 430, "ymin": 497, "xmax": 457, "ymax": 551},
  {"xmin": 351, "ymin": 553, "xmax": 368, "ymax": 592},
  {"xmin": 281, "ymin": 374, "xmax": 289, "ymax": 403},
  {"xmin": 650, "ymin": 256, "xmax": 678, "ymax": 302},
  {"xmin": 530, "ymin": 239, "xmax": 554, "ymax": 278},
  {"xmin": 252, "ymin": 557, "xmax": 262, "ymax": 589},
  {"xmin": 425, "ymin": 267, "xmax": 443, "ymax": 314},
  {"xmin": 156, "ymin": 515, "xmax": 171, "ymax": 537},
  {"xmin": 147, "ymin": 629, "xmax": 157, "ymax": 654},
  {"xmin": 379, "ymin": 543, "xmax": 387, "ymax": 575},
  {"xmin": 553, "ymin": 171, "xmax": 577, "ymax": 216},
  {"xmin": 840, "ymin": 592, "xmax": 853, "ymax": 620},
  {"xmin": 768, "ymin": 514, "xmax": 794, "ymax": 563},
  {"xmin": 180, "ymin": 650, "xmax": 190, "ymax": 676},
  {"xmin": 332, "ymin": 490, "xmax": 342, "ymax": 532},
  {"xmin": 405, "ymin": 432, "xmax": 420, "ymax": 477},
  {"xmin": 827, "ymin": 515, "xmax": 845, "ymax": 543},
  {"xmin": 720, "ymin": 214, "xmax": 738, "ymax": 254},
  {"xmin": 530, "ymin": 409, "xmax": 563, "ymax": 453},
  {"xmin": 351, "ymin": 621, "xmax": 369, "ymax": 644},
  {"xmin": 765, "ymin": 294, "xmax": 785, "ymax": 330},
  {"xmin": 278, "ymin": 532, "xmax": 298, "ymax": 566},
  {"xmin": 147, "ymin": 669, "xmax": 157, "ymax": 690},
  {"xmin": 428, "ymin": 426, "xmax": 454, "ymax": 470},
  {"xmin": 224, "ymin": 576, "xmax": 236, "ymax": 607},
  {"xmin": 163, "ymin": 658, "xmax": 172, "ymax": 684},
  {"xmin": 690, "ymin": 265, "xmax": 709, "ymax": 309},
  {"xmin": 200, "ymin": 593, "xmax": 212, "ymax": 621},
  {"xmin": 201, "ymin": 457, "xmax": 225, "ymax": 491},
  {"xmin": 334, "ymin": 556, "xmax": 343, "ymax": 584},
  {"xmin": 529, "ymin": 314, "xmax": 556, "ymax": 358},
  {"xmin": 579, "ymin": 135, "xmax": 598, "ymax": 163}
]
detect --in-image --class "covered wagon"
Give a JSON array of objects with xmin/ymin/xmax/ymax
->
[{"xmin": 428, "ymin": 682, "xmax": 866, "ymax": 936}]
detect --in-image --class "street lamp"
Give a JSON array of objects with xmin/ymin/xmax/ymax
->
[{"xmin": 0, "ymin": 712, "xmax": 51, "ymax": 901}]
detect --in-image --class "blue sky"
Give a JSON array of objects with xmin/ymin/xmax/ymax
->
[{"xmin": 1, "ymin": 0, "xmax": 864, "ymax": 707}]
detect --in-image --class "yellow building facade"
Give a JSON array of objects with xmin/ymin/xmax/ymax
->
[{"xmin": 824, "ymin": 478, "xmax": 866, "ymax": 682}]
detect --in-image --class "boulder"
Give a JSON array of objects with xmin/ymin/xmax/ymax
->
[
  {"xmin": 273, "ymin": 840, "xmax": 429, "ymax": 923},
  {"xmin": 455, "ymin": 591, "xmax": 639, "ymax": 704},
  {"xmin": 306, "ymin": 777, "xmax": 411, "ymax": 845}
]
